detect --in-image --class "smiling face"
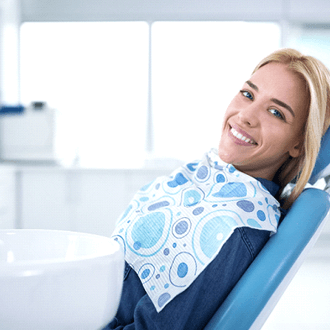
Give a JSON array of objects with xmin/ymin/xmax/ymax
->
[{"xmin": 218, "ymin": 62, "xmax": 309, "ymax": 181}]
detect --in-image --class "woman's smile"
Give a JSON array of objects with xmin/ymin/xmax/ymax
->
[{"xmin": 229, "ymin": 125, "xmax": 257, "ymax": 146}]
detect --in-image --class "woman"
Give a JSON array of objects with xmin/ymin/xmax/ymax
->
[
  {"xmin": 243, "ymin": 49, "xmax": 330, "ymax": 209},
  {"xmin": 104, "ymin": 49, "xmax": 330, "ymax": 330}
]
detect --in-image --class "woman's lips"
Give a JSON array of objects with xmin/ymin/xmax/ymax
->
[{"xmin": 228, "ymin": 124, "xmax": 257, "ymax": 146}]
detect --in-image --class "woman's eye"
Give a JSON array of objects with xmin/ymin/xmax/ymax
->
[
  {"xmin": 269, "ymin": 108, "xmax": 284, "ymax": 120},
  {"xmin": 240, "ymin": 90, "xmax": 253, "ymax": 100}
]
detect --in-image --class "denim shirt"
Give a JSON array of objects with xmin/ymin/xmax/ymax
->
[{"xmin": 104, "ymin": 178, "xmax": 279, "ymax": 330}]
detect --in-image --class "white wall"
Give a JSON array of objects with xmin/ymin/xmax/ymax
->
[
  {"xmin": 18, "ymin": 0, "xmax": 330, "ymax": 23},
  {"xmin": 20, "ymin": 0, "xmax": 285, "ymax": 22},
  {"xmin": 17, "ymin": 0, "xmax": 330, "ymax": 23}
]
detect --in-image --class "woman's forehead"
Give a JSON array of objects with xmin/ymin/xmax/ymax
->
[{"xmin": 250, "ymin": 62, "xmax": 309, "ymax": 117}]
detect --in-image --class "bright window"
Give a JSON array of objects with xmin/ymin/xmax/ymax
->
[
  {"xmin": 20, "ymin": 22, "xmax": 149, "ymax": 168},
  {"xmin": 286, "ymin": 24, "xmax": 330, "ymax": 70},
  {"xmin": 20, "ymin": 21, "xmax": 281, "ymax": 167},
  {"xmin": 151, "ymin": 22, "xmax": 281, "ymax": 162}
]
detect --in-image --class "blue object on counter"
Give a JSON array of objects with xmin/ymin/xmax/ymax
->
[{"xmin": 0, "ymin": 105, "xmax": 25, "ymax": 115}]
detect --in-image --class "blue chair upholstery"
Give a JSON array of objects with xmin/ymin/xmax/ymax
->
[
  {"xmin": 205, "ymin": 128, "xmax": 330, "ymax": 330},
  {"xmin": 310, "ymin": 127, "xmax": 330, "ymax": 184}
]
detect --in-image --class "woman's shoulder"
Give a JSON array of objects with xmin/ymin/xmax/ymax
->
[{"xmin": 235, "ymin": 226, "xmax": 271, "ymax": 259}]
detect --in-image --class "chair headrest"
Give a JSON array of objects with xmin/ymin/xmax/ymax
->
[{"xmin": 309, "ymin": 127, "xmax": 330, "ymax": 184}]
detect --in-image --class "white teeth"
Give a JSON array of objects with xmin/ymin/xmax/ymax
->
[{"xmin": 230, "ymin": 127, "xmax": 256, "ymax": 145}]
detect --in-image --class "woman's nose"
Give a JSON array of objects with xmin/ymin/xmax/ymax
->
[{"xmin": 237, "ymin": 104, "xmax": 260, "ymax": 127}]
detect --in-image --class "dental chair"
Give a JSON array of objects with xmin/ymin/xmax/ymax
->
[{"xmin": 205, "ymin": 128, "xmax": 330, "ymax": 330}]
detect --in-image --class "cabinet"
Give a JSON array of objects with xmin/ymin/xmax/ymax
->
[
  {"xmin": 19, "ymin": 167, "xmax": 168, "ymax": 236},
  {"xmin": 0, "ymin": 166, "xmax": 16, "ymax": 229},
  {"xmin": 17, "ymin": 166, "xmax": 330, "ymax": 247}
]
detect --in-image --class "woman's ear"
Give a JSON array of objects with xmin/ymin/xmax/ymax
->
[{"xmin": 289, "ymin": 140, "xmax": 304, "ymax": 158}]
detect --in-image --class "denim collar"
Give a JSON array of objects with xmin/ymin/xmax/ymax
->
[{"xmin": 256, "ymin": 178, "xmax": 279, "ymax": 198}]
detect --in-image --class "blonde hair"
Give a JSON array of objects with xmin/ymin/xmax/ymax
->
[{"xmin": 253, "ymin": 48, "xmax": 330, "ymax": 209}]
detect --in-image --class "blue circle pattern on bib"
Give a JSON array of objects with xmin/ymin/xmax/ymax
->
[{"xmin": 112, "ymin": 150, "xmax": 280, "ymax": 312}]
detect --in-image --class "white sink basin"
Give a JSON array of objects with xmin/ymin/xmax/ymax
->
[{"xmin": 0, "ymin": 229, "xmax": 124, "ymax": 330}]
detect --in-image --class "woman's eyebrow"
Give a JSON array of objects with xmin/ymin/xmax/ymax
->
[
  {"xmin": 245, "ymin": 80, "xmax": 295, "ymax": 118},
  {"xmin": 246, "ymin": 80, "xmax": 259, "ymax": 91},
  {"xmin": 271, "ymin": 98, "xmax": 295, "ymax": 117}
]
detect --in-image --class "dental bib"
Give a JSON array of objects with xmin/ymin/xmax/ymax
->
[{"xmin": 112, "ymin": 149, "xmax": 281, "ymax": 312}]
